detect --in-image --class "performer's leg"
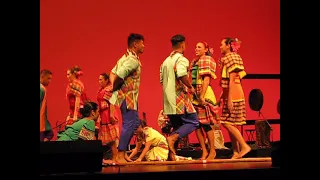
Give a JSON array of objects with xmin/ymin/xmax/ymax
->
[
  {"xmin": 203, "ymin": 125, "xmax": 216, "ymax": 160},
  {"xmin": 117, "ymin": 101, "xmax": 140, "ymax": 163},
  {"xmin": 170, "ymin": 117, "xmax": 183, "ymax": 149},
  {"xmin": 222, "ymin": 123, "xmax": 251, "ymax": 158},
  {"xmin": 173, "ymin": 113, "xmax": 199, "ymax": 138},
  {"xmin": 167, "ymin": 113, "xmax": 199, "ymax": 160},
  {"xmin": 195, "ymin": 125, "xmax": 208, "ymax": 159},
  {"xmin": 109, "ymin": 141, "xmax": 118, "ymax": 161},
  {"xmin": 228, "ymin": 129, "xmax": 240, "ymax": 159}
]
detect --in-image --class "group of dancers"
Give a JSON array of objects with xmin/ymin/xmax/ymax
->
[{"xmin": 40, "ymin": 33, "xmax": 251, "ymax": 164}]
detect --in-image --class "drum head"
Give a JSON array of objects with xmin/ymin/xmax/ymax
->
[{"xmin": 249, "ymin": 89, "xmax": 264, "ymax": 111}]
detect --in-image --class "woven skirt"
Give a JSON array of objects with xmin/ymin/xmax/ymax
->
[{"xmin": 219, "ymin": 98, "xmax": 246, "ymax": 125}]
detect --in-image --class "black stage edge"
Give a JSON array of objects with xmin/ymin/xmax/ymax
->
[
  {"xmin": 40, "ymin": 140, "xmax": 104, "ymax": 175},
  {"xmin": 40, "ymin": 168, "xmax": 280, "ymax": 179}
]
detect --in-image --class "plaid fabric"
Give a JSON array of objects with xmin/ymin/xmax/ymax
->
[
  {"xmin": 98, "ymin": 86, "xmax": 120, "ymax": 145},
  {"xmin": 113, "ymin": 49, "xmax": 141, "ymax": 110},
  {"xmin": 191, "ymin": 56, "xmax": 217, "ymax": 101},
  {"xmin": 198, "ymin": 56, "xmax": 217, "ymax": 79},
  {"xmin": 100, "ymin": 83, "xmax": 113, "ymax": 102},
  {"xmin": 97, "ymin": 86, "xmax": 112, "ymax": 111},
  {"xmin": 98, "ymin": 124, "xmax": 120, "ymax": 145},
  {"xmin": 220, "ymin": 52, "xmax": 246, "ymax": 88},
  {"xmin": 66, "ymin": 79, "xmax": 85, "ymax": 120},
  {"xmin": 219, "ymin": 99, "xmax": 246, "ymax": 125},
  {"xmin": 67, "ymin": 79, "xmax": 84, "ymax": 97},
  {"xmin": 194, "ymin": 101, "xmax": 219, "ymax": 125},
  {"xmin": 174, "ymin": 66, "xmax": 195, "ymax": 114}
]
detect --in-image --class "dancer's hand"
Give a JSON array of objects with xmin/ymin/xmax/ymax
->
[
  {"xmin": 125, "ymin": 153, "xmax": 133, "ymax": 162},
  {"xmin": 199, "ymin": 97, "xmax": 207, "ymax": 106}
]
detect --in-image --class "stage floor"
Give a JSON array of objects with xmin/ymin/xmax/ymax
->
[
  {"xmin": 40, "ymin": 157, "xmax": 280, "ymax": 179},
  {"xmin": 103, "ymin": 161, "xmax": 272, "ymax": 174},
  {"xmin": 102, "ymin": 157, "xmax": 273, "ymax": 174}
]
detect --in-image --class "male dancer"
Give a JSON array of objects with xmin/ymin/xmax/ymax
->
[
  {"xmin": 109, "ymin": 33, "xmax": 145, "ymax": 163},
  {"xmin": 40, "ymin": 69, "xmax": 53, "ymax": 141},
  {"xmin": 160, "ymin": 34, "xmax": 200, "ymax": 160}
]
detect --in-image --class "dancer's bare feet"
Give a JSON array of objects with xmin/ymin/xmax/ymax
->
[
  {"xmin": 201, "ymin": 149, "xmax": 209, "ymax": 160},
  {"xmin": 206, "ymin": 151, "xmax": 216, "ymax": 160},
  {"xmin": 116, "ymin": 151, "xmax": 128, "ymax": 163},
  {"xmin": 238, "ymin": 144, "xmax": 251, "ymax": 158},
  {"xmin": 231, "ymin": 152, "xmax": 240, "ymax": 159},
  {"xmin": 103, "ymin": 159, "xmax": 115, "ymax": 165}
]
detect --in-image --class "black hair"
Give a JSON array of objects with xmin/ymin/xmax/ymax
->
[
  {"xmin": 79, "ymin": 102, "xmax": 98, "ymax": 117},
  {"xmin": 171, "ymin": 34, "xmax": 185, "ymax": 48},
  {"xmin": 40, "ymin": 69, "xmax": 52, "ymax": 76},
  {"xmin": 69, "ymin": 65, "xmax": 82, "ymax": 75},
  {"xmin": 140, "ymin": 119, "xmax": 147, "ymax": 128},
  {"xmin": 100, "ymin": 72, "xmax": 109, "ymax": 80},
  {"xmin": 128, "ymin": 33, "xmax": 144, "ymax": 47},
  {"xmin": 223, "ymin": 37, "xmax": 237, "ymax": 52}
]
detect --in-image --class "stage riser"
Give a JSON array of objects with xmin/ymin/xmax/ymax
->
[{"xmin": 40, "ymin": 168, "xmax": 280, "ymax": 179}]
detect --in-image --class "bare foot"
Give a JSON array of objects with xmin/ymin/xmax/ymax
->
[
  {"xmin": 206, "ymin": 152, "xmax": 216, "ymax": 160},
  {"xmin": 112, "ymin": 157, "xmax": 119, "ymax": 162},
  {"xmin": 201, "ymin": 150, "xmax": 209, "ymax": 160},
  {"xmin": 231, "ymin": 151, "xmax": 240, "ymax": 159},
  {"xmin": 103, "ymin": 159, "xmax": 115, "ymax": 165},
  {"xmin": 166, "ymin": 136, "xmax": 176, "ymax": 154},
  {"xmin": 231, "ymin": 154, "xmax": 241, "ymax": 159},
  {"xmin": 238, "ymin": 144, "xmax": 251, "ymax": 158}
]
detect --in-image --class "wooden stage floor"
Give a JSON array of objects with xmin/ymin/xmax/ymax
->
[
  {"xmin": 41, "ymin": 157, "xmax": 280, "ymax": 179},
  {"xmin": 102, "ymin": 160, "xmax": 273, "ymax": 174}
]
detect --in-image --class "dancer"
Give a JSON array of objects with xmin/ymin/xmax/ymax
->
[
  {"xmin": 57, "ymin": 102, "xmax": 99, "ymax": 141},
  {"xmin": 128, "ymin": 119, "xmax": 169, "ymax": 161},
  {"xmin": 97, "ymin": 73, "xmax": 120, "ymax": 164},
  {"xmin": 109, "ymin": 33, "xmax": 145, "ymax": 163},
  {"xmin": 160, "ymin": 34, "xmax": 199, "ymax": 161},
  {"xmin": 190, "ymin": 42, "xmax": 219, "ymax": 160},
  {"xmin": 218, "ymin": 37, "xmax": 251, "ymax": 158},
  {"xmin": 40, "ymin": 69, "xmax": 54, "ymax": 141},
  {"xmin": 66, "ymin": 66, "xmax": 89, "ymax": 125}
]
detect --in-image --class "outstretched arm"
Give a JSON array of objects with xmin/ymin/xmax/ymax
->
[{"xmin": 135, "ymin": 141, "xmax": 152, "ymax": 162}]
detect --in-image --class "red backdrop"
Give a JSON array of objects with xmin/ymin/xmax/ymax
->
[{"xmin": 40, "ymin": 0, "xmax": 280, "ymax": 143}]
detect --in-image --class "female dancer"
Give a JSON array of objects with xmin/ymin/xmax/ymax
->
[
  {"xmin": 97, "ymin": 73, "xmax": 120, "ymax": 164},
  {"xmin": 190, "ymin": 42, "xmax": 219, "ymax": 160},
  {"xmin": 66, "ymin": 66, "xmax": 88, "ymax": 125},
  {"xmin": 128, "ymin": 119, "xmax": 169, "ymax": 161},
  {"xmin": 218, "ymin": 37, "xmax": 251, "ymax": 159}
]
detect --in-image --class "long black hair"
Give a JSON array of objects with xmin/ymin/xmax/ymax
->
[{"xmin": 79, "ymin": 102, "xmax": 98, "ymax": 117}]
